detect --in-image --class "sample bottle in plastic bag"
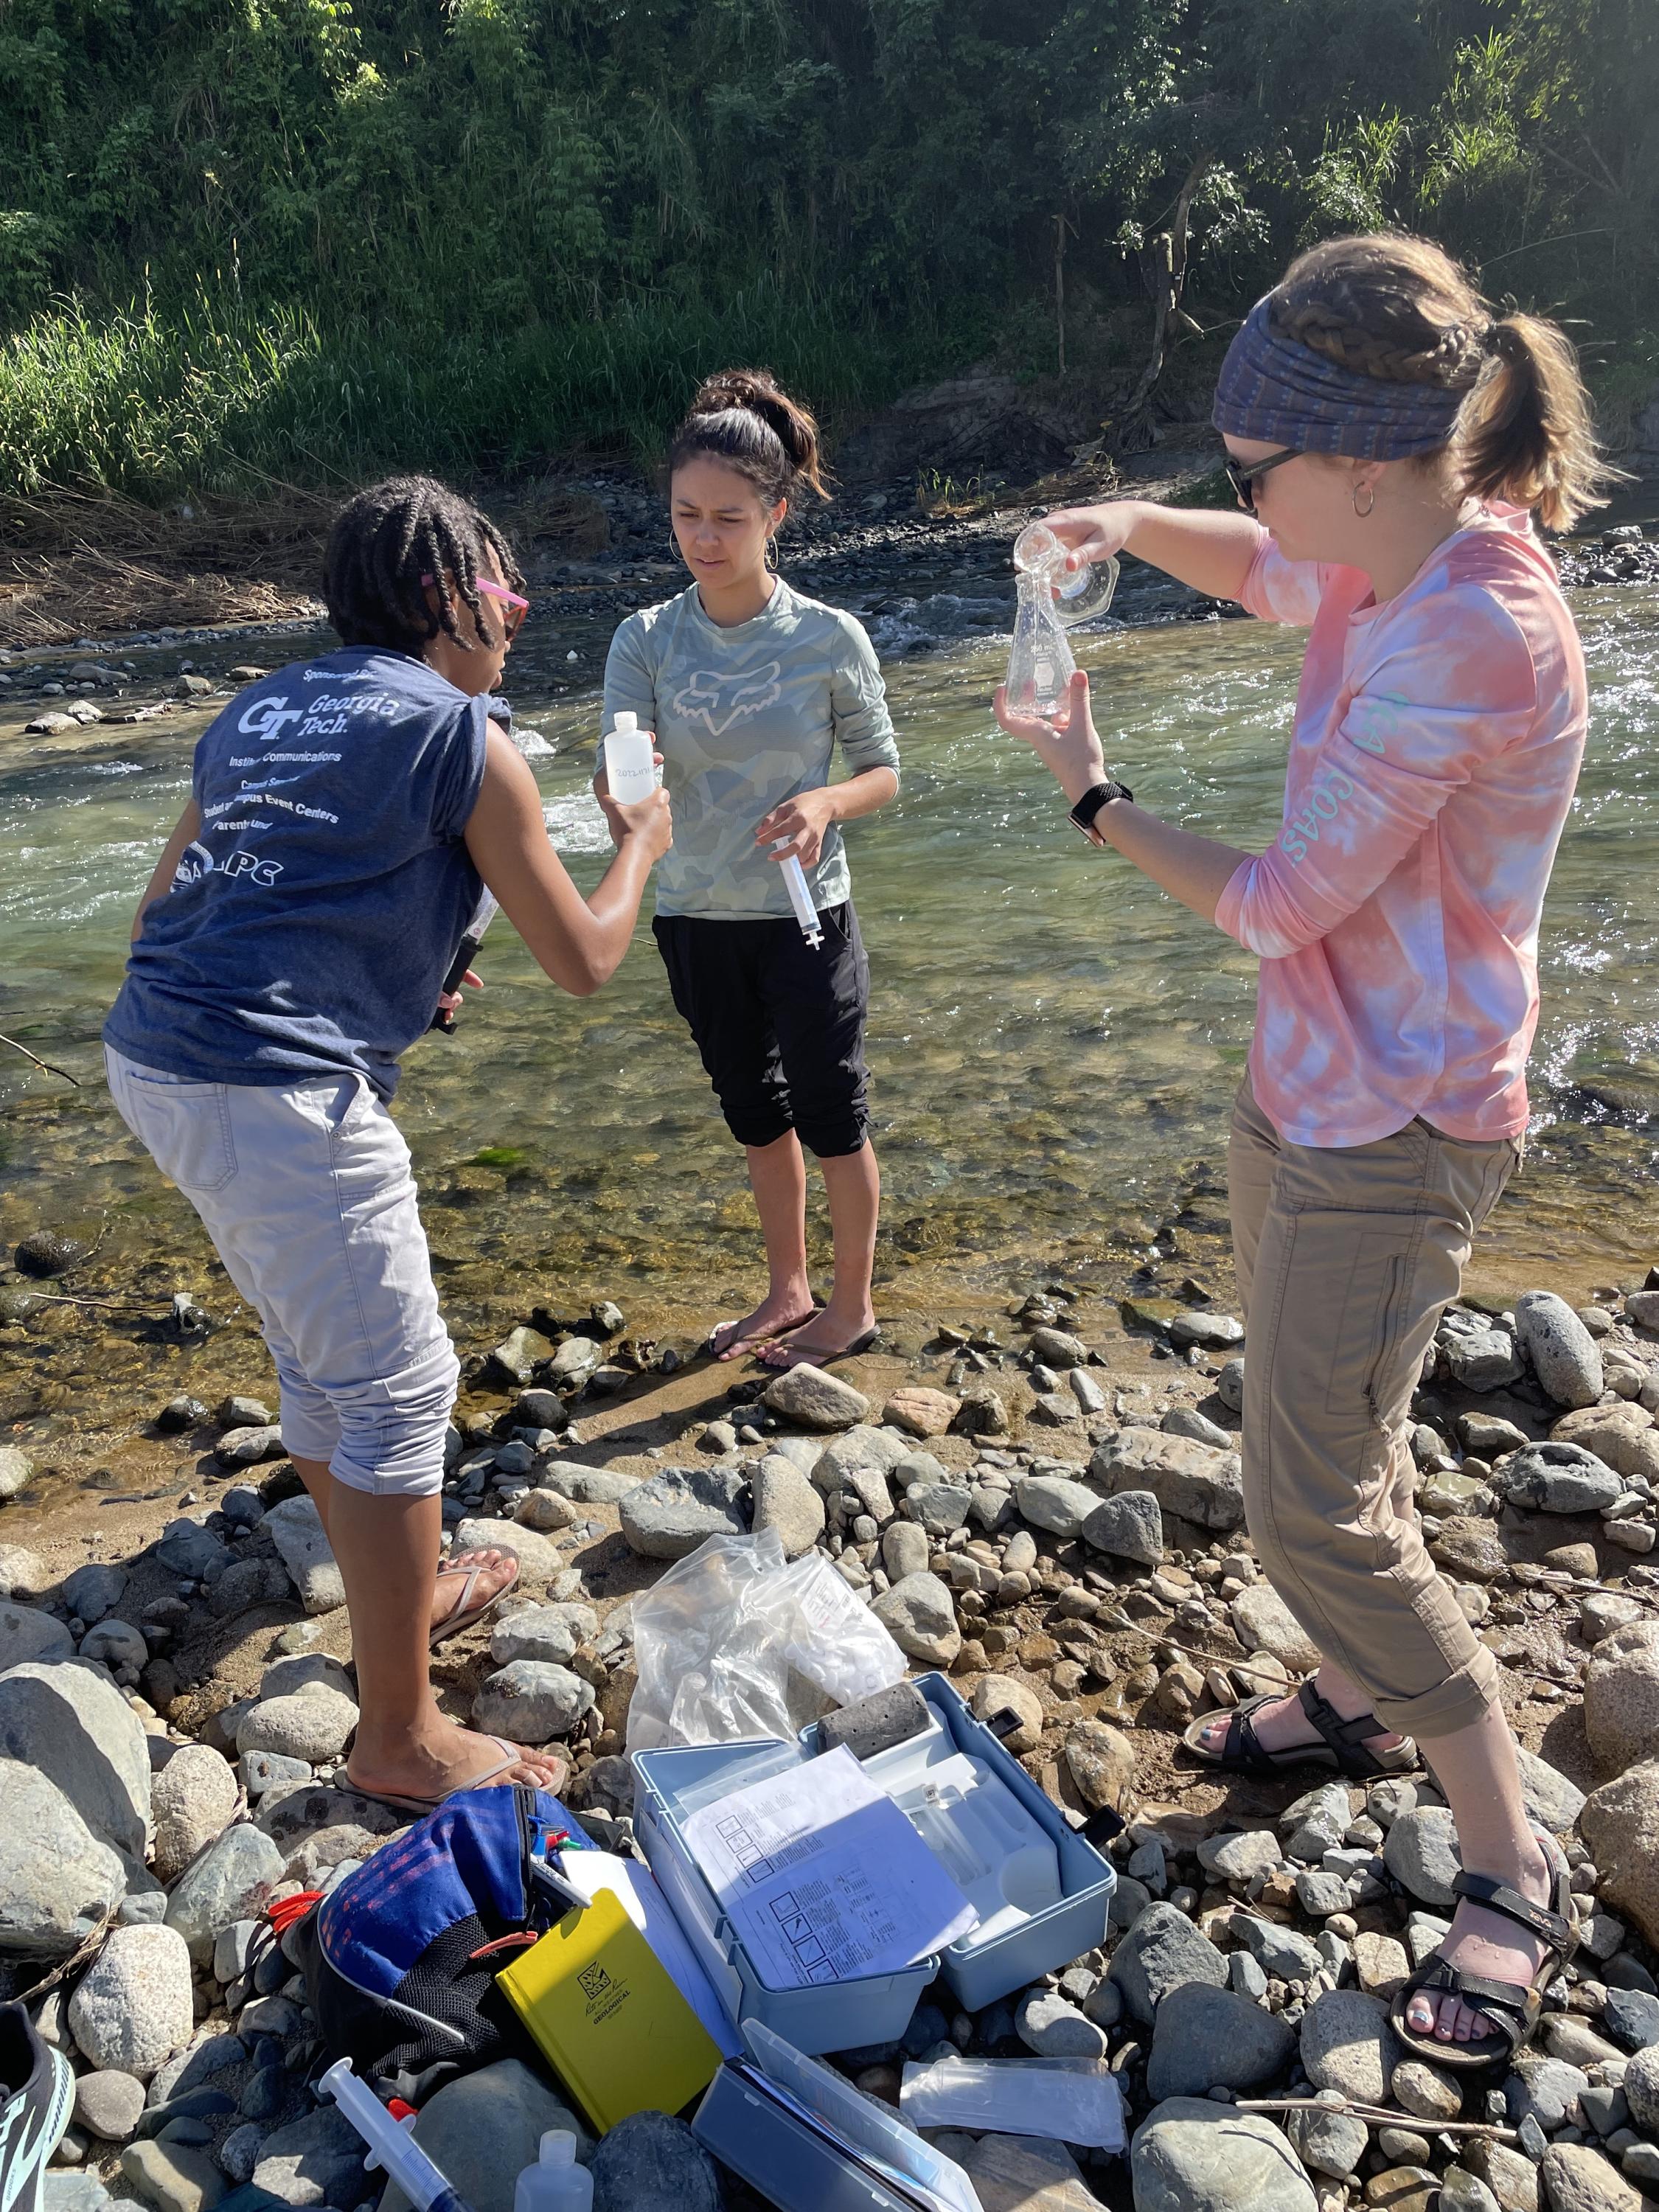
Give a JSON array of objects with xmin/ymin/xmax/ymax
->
[
  {"xmin": 512, "ymin": 2133, "xmax": 591, "ymax": 2212},
  {"xmin": 1004, "ymin": 520, "xmax": 1119, "ymax": 718}
]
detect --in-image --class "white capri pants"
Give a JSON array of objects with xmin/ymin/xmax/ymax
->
[{"xmin": 106, "ymin": 1047, "xmax": 458, "ymax": 1496}]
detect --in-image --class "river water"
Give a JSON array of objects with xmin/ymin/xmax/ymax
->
[{"xmin": 2, "ymin": 567, "xmax": 1657, "ymax": 1328}]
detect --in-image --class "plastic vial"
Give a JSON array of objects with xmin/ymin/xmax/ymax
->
[
  {"xmin": 512, "ymin": 2132, "xmax": 592, "ymax": 2212},
  {"xmin": 1004, "ymin": 521, "xmax": 1119, "ymax": 717},
  {"xmin": 602, "ymin": 711, "xmax": 657, "ymax": 804}
]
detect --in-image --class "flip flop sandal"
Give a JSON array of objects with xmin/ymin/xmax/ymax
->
[
  {"xmin": 704, "ymin": 1307, "xmax": 820, "ymax": 1360},
  {"xmin": 1183, "ymin": 1678, "xmax": 1419, "ymax": 1779},
  {"xmin": 344, "ymin": 1736, "xmax": 571, "ymax": 1818},
  {"xmin": 428, "ymin": 1552, "xmax": 520, "ymax": 1649},
  {"xmin": 1389, "ymin": 1831, "xmax": 1577, "ymax": 2070},
  {"xmin": 755, "ymin": 1326, "xmax": 881, "ymax": 1371}
]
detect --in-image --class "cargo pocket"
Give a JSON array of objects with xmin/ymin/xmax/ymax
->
[{"xmin": 1323, "ymin": 1231, "xmax": 1408, "ymax": 1420}]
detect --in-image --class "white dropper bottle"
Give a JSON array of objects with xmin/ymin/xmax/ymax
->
[
  {"xmin": 603, "ymin": 710, "xmax": 657, "ymax": 804},
  {"xmin": 512, "ymin": 2132, "xmax": 592, "ymax": 2212}
]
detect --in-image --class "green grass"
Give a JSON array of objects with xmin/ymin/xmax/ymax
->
[{"xmin": 0, "ymin": 279, "xmax": 983, "ymax": 501}]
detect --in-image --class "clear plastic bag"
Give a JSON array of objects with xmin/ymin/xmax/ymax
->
[{"xmin": 627, "ymin": 1529, "xmax": 908, "ymax": 1751}]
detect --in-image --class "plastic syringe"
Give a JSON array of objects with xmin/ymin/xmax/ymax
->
[
  {"xmin": 770, "ymin": 840, "xmax": 824, "ymax": 949},
  {"xmin": 320, "ymin": 2059, "xmax": 479, "ymax": 2212}
]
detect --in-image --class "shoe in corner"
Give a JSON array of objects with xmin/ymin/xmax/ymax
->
[{"xmin": 0, "ymin": 2003, "xmax": 74, "ymax": 2212}]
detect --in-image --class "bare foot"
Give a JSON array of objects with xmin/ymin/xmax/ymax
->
[
  {"xmin": 755, "ymin": 1308, "xmax": 877, "ymax": 1371},
  {"xmin": 707, "ymin": 1293, "xmax": 816, "ymax": 1362},
  {"xmin": 347, "ymin": 1718, "xmax": 568, "ymax": 1808},
  {"xmin": 431, "ymin": 1547, "xmax": 518, "ymax": 1633},
  {"xmin": 1405, "ymin": 1838, "xmax": 1555, "ymax": 2046},
  {"xmin": 1191, "ymin": 1677, "xmax": 1405, "ymax": 1760}
]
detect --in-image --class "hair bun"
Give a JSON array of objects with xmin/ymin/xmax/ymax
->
[{"xmin": 677, "ymin": 366, "xmax": 828, "ymax": 498}]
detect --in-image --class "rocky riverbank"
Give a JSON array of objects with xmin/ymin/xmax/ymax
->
[{"xmin": 5, "ymin": 1237, "xmax": 1659, "ymax": 2212}]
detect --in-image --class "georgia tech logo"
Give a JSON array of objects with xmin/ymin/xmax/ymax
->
[
  {"xmin": 238, "ymin": 695, "xmax": 304, "ymax": 742},
  {"xmin": 670, "ymin": 662, "xmax": 782, "ymax": 737}
]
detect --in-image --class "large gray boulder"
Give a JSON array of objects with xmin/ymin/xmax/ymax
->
[
  {"xmin": 1131, "ymin": 2098, "xmax": 1316, "ymax": 2212},
  {"xmin": 0, "ymin": 1658, "xmax": 151, "ymax": 1861},
  {"xmin": 1089, "ymin": 1429, "xmax": 1244, "ymax": 1531},
  {"xmin": 619, "ymin": 1467, "xmax": 748, "ymax": 1559},
  {"xmin": 69, "ymin": 1924, "xmax": 194, "ymax": 2079},
  {"xmin": 0, "ymin": 1758, "xmax": 127, "ymax": 1956}
]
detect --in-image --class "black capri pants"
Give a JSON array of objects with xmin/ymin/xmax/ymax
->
[{"xmin": 653, "ymin": 903, "xmax": 871, "ymax": 1158}]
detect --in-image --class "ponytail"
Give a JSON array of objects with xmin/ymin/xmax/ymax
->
[
  {"xmin": 1459, "ymin": 313, "xmax": 1611, "ymax": 535},
  {"xmin": 667, "ymin": 367, "xmax": 829, "ymax": 510}
]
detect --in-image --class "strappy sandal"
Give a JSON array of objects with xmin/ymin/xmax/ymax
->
[
  {"xmin": 1389, "ymin": 1834, "xmax": 1577, "ymax": 2070},
  {"xmin": 344, "ymin": 1736, "xmax": 570, "ymax": 1818},
  {"xmin": 754, "ymin": 1326, "xmax": 880, "ymax": 1371},
  {"xmin": 428, "ymin": 1551, "xmax": 519, "ymax": 1649},
  {"xmin": 1182, "ymin": 1678, "xmax": 1419, "ymax": 1780}
]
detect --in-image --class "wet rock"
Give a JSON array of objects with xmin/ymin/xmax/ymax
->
[
  {"xmin": 0, "ymin": 1600, "xmax": 74, "ymax": 1663},
  {"xmin": 1017, "ymin": 1991, "xmax": 1107, "ymax": 2059},
  {"xmin": 1016, "ymin": 1473, "xmax": 1100, "ymax": 1540},
  {"xmin": 149, "ymin": 1746, "xmax": 238, "ymax": 1882},
  {"xmin": 1514, "ymin": 1293, "xmax": 1604, "ymax": 1410},
  {"xmin": 871, "ymin": 1573, "xmax": 961, "ymax": 1666},
  {"xmin": 120, "ymin": 2140, "xmax": 224, "ymax": 2212},
  {"xmin": 1089, "ymin": 1428, "xmax": 1244, "ymax": 1531},
  {"xmin": 473, "ymin": 1660, "xmax": 594, "ymax": 1742},
  {"xmin": 164, "ymin": 1823, "xmax": 285, "ymax": 1963},
  {"xmin": 1538, "ymin": 2144, "xmax": 1644, "ymax": 2212},
  {"xmin": 0, "ymin": 1447, "xmax": 37, "ymax": 1502},
  {"xmin": 884, "ymin": 1387, "xmax": 959, "ymax": 1438},
  {"xmin": 1131, "ymin": 2098, "xmax": 1316, "ymax": 2212},
  {"xmin": 485, "ymin": 1326, "xmax": 556, "ymax": 1388},
  {"xmin": 1106, "ymin": 1901, "xmax": 1226, "ymax": 2024},
  {"xmin": 1498, "ymin": 1444, "xmax": 1623, "ymax": 1515},
  {"xmin": 1081, "ymin": 1489, "xmax": 1164, "ymax": 1565},
  {"xmin": 1384, "ymin": 1804, "xmax": 1463, "ymax": 1908},
  {"xmin": 1299, "ymin": 1989, "xmax": 1402, "ymax": 2103},
  {"xmin": 63, "ymin": 1564, "xmax": 128, "ymax": 1624},
  {"xmin": 618, "ymin": 1466, "xmax": 748, "ymax": 1559},
  {"xmin": 378, "ymin": 2058, "xmax": 591, "ymax": 2212},
  {"xmin": 760, "ymin": 1363, "xmax": 870, "ymax": 1431},
  {"xmin": 236, "ymin": 1685, "xmax": 359, "ymax": 1764},
  {"xmin": 970, "ymin": 1676, "xmax": 1044, "ymax": 1755},
  {"xmin": 0, "ymin": 1760, "xmax": 126, "ymax": 1955},
  {"xmin": 253, "ymin": 2107, "xmax": 373, "ymax": 2208},
  {"xmin": 15, "ymin": 1229, "xmax": 87, "ymax": 1277},
  {"xmin": 750, "ymin": 1455, "xmax": 827, "ymax": 1557},
  {"xmin": 262, "ymin": 1496, "xmax": 345, "ymax": 1615},
  {"xmin": 69, "ymin": 1924, "xmax": 194, "ymax": 2078},
  {"xmin": 488, "ymin": 1604, "xmax": 595, "ymax": 1668},
  {"xmin": 1064, "ymin": 1718, "xmax": 1137, "ymax": 1815},
  {"xmin": 588, "ymin": 2110, "xmax": 720, "ymax": 2212},
  {"xmin": 74, "ymin": 2070, "xmax": 147, "ymax": 2143},
  {"xmin": 1144, "ymin": 1980, "xmax": 1295, "ymax": 2099},
  {"xmin": 1584, "ymin": 1639, "xmax": 1659, "ymax": 1775},
  {"xmin": 0, "ymin": 1658, "xmax": 151, "ymax": 1859},
  {"xmin": 1230, "ymin": 1585, "xmax": 1321, "ymax": 1672}
]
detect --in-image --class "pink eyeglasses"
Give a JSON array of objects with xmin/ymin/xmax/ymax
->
[{"xmin": 420, "ymin": 574, "xmax": 530, "ymax": 640}]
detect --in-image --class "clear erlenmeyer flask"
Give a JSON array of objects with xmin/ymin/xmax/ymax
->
[{"xmin": 1004, "ymin": 521, "xmax": 1120, "ymax": 717}]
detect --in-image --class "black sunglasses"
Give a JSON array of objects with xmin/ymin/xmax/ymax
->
[{"xmin": 1224, "ymin": 447, "xmax": 1301, "ymax": 513}]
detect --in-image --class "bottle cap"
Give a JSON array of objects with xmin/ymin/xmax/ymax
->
[
  {"xmin": 539, "ymin": 2134, "xmax": 577, "ymax": 2167},
  {"xmin": 612, "ymin": 712, "xmax": 636, "ymax": 734}
]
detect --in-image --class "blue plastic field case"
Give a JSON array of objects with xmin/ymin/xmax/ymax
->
[
  {"xmin": 799, "ymin": 1672, "xmax": 1117, "ymax": 2010},
  {"xmin": 629, "ymin": 1738, "xmax": 938, "ymax": 2057}
]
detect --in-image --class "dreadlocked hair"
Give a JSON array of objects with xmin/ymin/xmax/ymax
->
[
  {"xmin": 667, "ymin": 368, "xmax": 830, "ymax": 514},
  {"xmin": 322, "ymin": 476, "xmax": 524, "ymax": 655},
  {"xmin": 1270, "ymin": 233, "xmax": 1617, "ymax": 531}
]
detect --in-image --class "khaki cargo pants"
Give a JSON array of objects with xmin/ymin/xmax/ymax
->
[{"xmin": 1228, "ymin": 1079, "xmax": 1520, "ymax": 1740}]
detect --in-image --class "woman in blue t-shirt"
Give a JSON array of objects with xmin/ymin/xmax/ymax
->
[{"xmin": 105, "ymin": 476, "xmax": 671, "ymax": 1813}]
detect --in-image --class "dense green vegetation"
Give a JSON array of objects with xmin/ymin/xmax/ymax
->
[{"xmin": 1, "ymin": 0, "xmax": 1653, "ymax": 496}]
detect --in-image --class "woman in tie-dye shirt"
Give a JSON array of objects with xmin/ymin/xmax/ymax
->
[{"xmin": 996, "ymin": 233, "xmax": 1610, "ymax": 2073}]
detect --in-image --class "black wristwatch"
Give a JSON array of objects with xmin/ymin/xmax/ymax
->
[{"xmin": 1068, "ymin": 778, "xmax": 1135, "ymax": 841}]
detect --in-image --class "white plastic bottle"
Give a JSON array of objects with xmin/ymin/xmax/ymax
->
[
  {"xmin": 603, "ymin": 711, "xmax": 657, "ymax": 804},
  {"xmin": 512, "ymin": 2132, "xmax": 591, "ymax": 2212}
]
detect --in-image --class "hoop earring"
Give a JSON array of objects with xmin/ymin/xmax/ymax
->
[
  {"xmin": 1352, "ymin": 484, "xmax": 1376, "ymax": 519},
  {"xmin": 764, "ymin": 534, "xmax": 778, "ymax": 571}
]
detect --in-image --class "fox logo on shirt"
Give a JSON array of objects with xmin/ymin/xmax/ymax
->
[{"xmin": 672, "ymin": 662, "xmax": 782, "ymax": 737}]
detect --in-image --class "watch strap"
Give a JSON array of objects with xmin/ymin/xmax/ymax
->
[{"xmin": 1069, "ymin": 778, "xmax": 1134, "ymax": 834}]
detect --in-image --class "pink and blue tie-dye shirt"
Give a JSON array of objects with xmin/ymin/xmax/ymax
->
[{"xmin": 1214, "ymin": 509, "xmax": 1587, "ymax": 1147}]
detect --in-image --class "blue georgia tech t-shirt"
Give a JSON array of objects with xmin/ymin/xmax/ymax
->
[{"xmin": 104, "ymin": 647, "xmax": 488, "ymax": 1100}]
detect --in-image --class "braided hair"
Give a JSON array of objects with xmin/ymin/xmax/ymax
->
[
  {"xmin": 321, "ymin": 476, "xmax": 524, "ymax": 655},
  {"xmin": 1268, "ymin": 234, "xmax": 1613, "ymax": 530}
]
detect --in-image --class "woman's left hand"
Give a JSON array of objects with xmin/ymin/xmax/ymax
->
[
  {"xmin": 757, "ymin": 787, "xmax": 837, "ymax": 869},
  {"xmin": 993, "ymin": 669, "xmax": 1108, "ymax": 805}
]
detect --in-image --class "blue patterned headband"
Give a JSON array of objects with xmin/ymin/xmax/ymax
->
[{"xmin": 1213, "ymin": 294, "xmax": 1475, "ymax": 459}]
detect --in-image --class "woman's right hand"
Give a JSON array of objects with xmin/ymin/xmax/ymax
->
[
  {"xmin": 1041, "ymin": 501, "xmax": 1145, "ymax": 573},
  {"xmin": 607, "ymin": 785, "xmax": 673, "ymax": 863}
]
